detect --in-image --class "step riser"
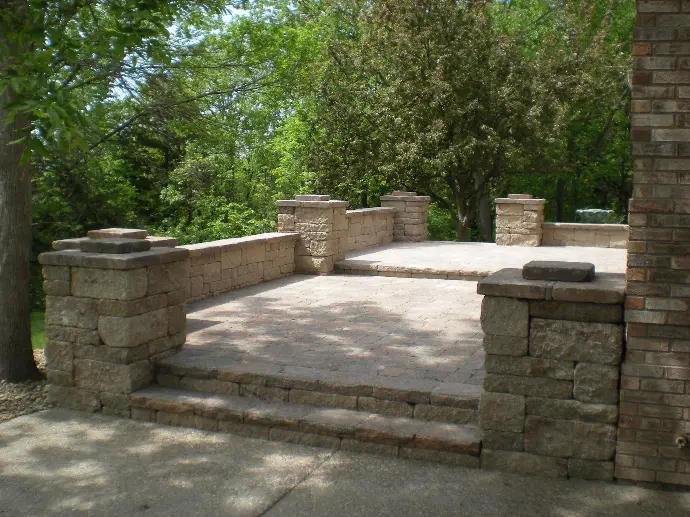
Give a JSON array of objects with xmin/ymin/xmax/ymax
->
[
  {"xmin": 334, "ymin": 267, "xmax": 484, "ymax": 282},
  {"xmin": 156, "ymin": 372, "xmax": 478, "ymax": 425},
  {"xmin": 131, "ymin": 396, "xmax": 480, "ymax": 469}
]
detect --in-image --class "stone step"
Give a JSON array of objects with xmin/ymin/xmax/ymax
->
[
  {"xmin": 155, "ymin": 355, "xmax": 481, "ymax": 425},
  {"xmin": 334, "ymin": 260, "xmax": 487, "ymax": 281},
  {"xmin": 131, "ymin": 385, "xmax": 481, "ymax": 467}
]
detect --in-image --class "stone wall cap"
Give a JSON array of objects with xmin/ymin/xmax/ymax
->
[
  {"xmin": 507, "ymin": 194, "xmax": 534, "ymax": 200},
  {"xmin": 181, "ymin": 232, "xmax": 299, "ymax": 254},
  {"xmin": 146, "ymin": 236, "xmax": 179, "ymax": 247},
  {"xmin": 346, "ymin": 207, "xmax": 396, "ymax": 216},
  {"xmin": 39, "ymin": 247, "xmax": 189, "ymax": 269},
  {"xmin": 79, "ymin": 238, "xmax": 152, "ymax": 254},
  {"xmin": 522, "ymin": 261, "xmax": 595, "ymax": 283},
  {"xmin": 542, "ymin": 222, "xmax": 629, "ymax": 231},
  {"xmin": 295, "ymin": 194, "xmax": 330, "ymax": 201},
  {"xmin": 495, "ymin": 198, "xmax": 546, "ymax": 205},
  {"xmin": 53, "ymin": 237, "xmax": 89, "ymax": 250},
  {"xmin": 380, "ymin": 195, "xmax": 431, "ymax": 202},
  {"xmin": 276, "ymin": 200, "xmax": 299, "ymax": 207},
  {"xmin": 54, "ymin": 235, "xmax": 178, "ymax": 250},
  {"xmin": 87, "ymin": 228, "xmax": 148, "ymax": 240},
  {"xmin": 478, "ymin": 268, "xmax": 625, "ymax": 304},
  {"xmin": 277, "ymin": 199, "xmax": 348, "ymax": 208},
  {"xmin": 391, "ymin": 191, "xmax": 417, "ymax": 197}
]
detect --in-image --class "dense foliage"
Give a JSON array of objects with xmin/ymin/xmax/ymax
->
[{"xmin": 4, "ymin": 0, "xmax": 635, "ymax": 309}]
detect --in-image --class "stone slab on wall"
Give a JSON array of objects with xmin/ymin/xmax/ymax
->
[
  {"xmin": 345, "ymin": 208, "xmax": 395, "ymax": 252},
  {"xmin": 542, "ymin": 223, "xmax": 629, "ymax": 249},
  {"xmin": 39, "ymin": 241, "xmax": 190, "ymax": 417},
  {"xmin": 477, "ymin": 268, "xmax": 625, "ymax": 481},
  {"xmin": 181, "ymin": 233, "xmax": 298, "ymax": 303}
]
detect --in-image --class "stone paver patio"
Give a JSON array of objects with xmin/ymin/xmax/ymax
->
[
  {"xmin": 184, "ymin": 275, "xmax": 484, "ymax": 386},
  {"xmin": 338, "ymin": 242, "xmax": 627, "ymax": 277}
]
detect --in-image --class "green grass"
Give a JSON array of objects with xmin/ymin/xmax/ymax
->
[{"xmin": 31, "ymin": 312, "xmax": 45, "ymax": 350}]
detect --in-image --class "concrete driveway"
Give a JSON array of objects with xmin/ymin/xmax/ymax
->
[{"xmin": 1, "ymin": 410, "xmax": 688, "ymax": 517}]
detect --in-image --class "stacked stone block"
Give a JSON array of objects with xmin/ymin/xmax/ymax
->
[
  {"xmin": 542, "ymin": 223, "xmax": 629, "ymax": 249},
  {"xmin": 380, "ymin": 191, "xmax": 431, "ymax": 242},
  {"xmin": 477, "ymin": 266, "xmax": 625, "ymax": 480},
  {"xmin": 495, "ymin": 194, "xmax": 546, "ymax": 247},
  {"xmin": 345, "ymin": 208, "xmax": 395, "ymax": 252},
  {"xmin": 276, "ymin": 195, "xmax": 349, "ymax": 274},
  {"xmin": 619, "ymin": 0, "xmax": 690, "ymax": 487},
  {"xmin": 182, "ymin": 233, "xmax": 298, "ymax": 302},
  {"xmin": 39, "ymin": 230, "xmax": 189, "ymax": 417}
]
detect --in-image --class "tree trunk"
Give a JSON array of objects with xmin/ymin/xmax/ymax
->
[
  {"xmin": 0, "ymin": 6, "xmax": 41, "ymax": 382},
  {"xmin": 555, "ymin": 178, "xmax": 565, "ymax": 222},
  {"xmin": 475, "ymin": 178, "xmax": 492, "ymax": 241}
]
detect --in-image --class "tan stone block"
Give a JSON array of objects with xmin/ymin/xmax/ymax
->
[
  {"xmin": 43, "ymin": 280, "xmax": 71, "ymax": 296},
  {"xmin": 74, "ymin": 359, "xmax": 152, "ymax": 394},
  {"xmin": 357, "ymin": 397, "xmax": 414, "ymax": 418},
  {"xmin": 43, "ymin": 266, "xmax": 71, "ymax": 282},
  {"xmin": 485, "ymin": 355, "xmax": 574, "ymax": 380},
  {"xmin": 529, "ymin": 319, "xmax": 623, "ymax": 365},
  {"xmin": 167, "ymin": 304, "xmax": 186, "ymax": 335},
  {"xmin": 46, "ymin": 369, "xmax": 74, "ymax": 387},
  {"xmin": 97, "ymin": 294, "xmax": 167, "ymax": 318},
  {"xmin": 131, "ymin": 407, "xmax": 156, "ymax": 422},
  {"xmin": 480, "ymin": 392, "xmax": 525, "ymax": 432},
  {"xmin": 484, "ymin": 374, "xmax": 573, "ymax": 399},
  {"xmin": 147, "ymin": 260, "xmax": 188, "ymax": 295},
  {"xmin": 72, "ymin": 268, "xmax": 147, "ymax": 300},
  {"xmin": 573, "ymin": 363, "xmax": 619, "ymax": 404},
  {"xmin": 98, "ymin": 308, "xmax": 168, "ymax": 348},
  {"xmin": 46, "ymin": 325, "xmax": 100, "ymax": 346},
  {"xmin": 189, "ymin": 276, "xmax": 205, "ymax": 298},
  {"xmin": 481, "ymin": 297, "xmax": 529, "ymax": 337},
  {"xmin": 46, "ymin": 296, "xmax": 98, "ymax": 329},
  {"xmin": 289, "ymin": 389, "xmax": 357, "ymax": 409},
  {"xmin": 46, "ymin": 385, "xmax": 101, "ymax": 412},
  {"xmin": 243, "ymin": 244, "xmax": 266, "ymax": 264},
  {"xmin": 44, "ymin": 340, "xmax": 73, "ymax": 371},
  {"xmin": 481, "ymin": 449, "xmax": 567, "ymax": 478},
  {"xmin": 524, "ymin": 416, "xmax": 616, "ymax": 461},
  {"xmin": 413, "ymin": 404, "xmax": 476, "ymax": 424},
  {"xmin": 481, "ymin": 431, "xmax": 524, "ymax": 451}
]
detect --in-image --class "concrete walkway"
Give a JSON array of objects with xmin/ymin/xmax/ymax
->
[
  {"xmin": 340, "ymin": 242, "xmax": 627, "ymax": 276},
  {"xmin": 1, "ymin": 410, "xmax": 688, "ymax": 517}
]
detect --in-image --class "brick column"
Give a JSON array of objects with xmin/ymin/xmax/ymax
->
[
  {"xmin": 276, "ymin": 195, "xmax": 348, "ymax": 274},
  {"xmin": 477, "ymin": 263, "xmax": 625, "ymax": 481},
  {"xmin": 39, "ymin": 231, "xmax": 189, "ymax": 417},
  {"xmin": 495, "ymin": 194, "xmax": 545, "ymax": 247},
  {"xmin": 618, "ymin": 1, "xmax": 690, "ymax": 487},
  {"xmin": 380, "ymin": 191, "xmax": 431, "ymax": 242}
]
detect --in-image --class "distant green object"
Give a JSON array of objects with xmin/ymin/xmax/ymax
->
[
  {"xmin": 575, "ymin": 209, "xmax": 619, "ymax": 224},
  {"xmin": 31, "ymin": 312, "xmax": 46, "ymax": 350}
]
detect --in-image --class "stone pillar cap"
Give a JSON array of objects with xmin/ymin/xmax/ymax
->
[
  {"xmin": 508, "ymin": 194, "xmax": 533, "ymax": 200},
  {"xmin": 391, "ymin": 191, "xmax": 417, "ymax": 197},
  {"xmin": 295, "ymin": 195, "xmax": 330, "ymax": 201},
  {"xmin": 522, "ymin": 261, "xmax": 595, "ymax": 283},
  {"xmin": 87, "ymin": 228, "xmax": 148, "ymax": 240},
  {"xmin": 79, "ymin": 238, "xmax": 152, "ymax": 254},
  {"xmin": 495, "ymin": 198, "xmax": 546, "ymax": 205}
]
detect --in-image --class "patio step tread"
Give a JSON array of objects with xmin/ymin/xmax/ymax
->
[
  {"xmin": 334, "ymin": 259, "xmax": 488, "ymax": 280},
  {"xmin": 155, "ymin": 354, "xmax": 481, "ymax": 424},
  {"xmin": 130, "ymin": 385, "xmax": 481, "ymax": 465}
]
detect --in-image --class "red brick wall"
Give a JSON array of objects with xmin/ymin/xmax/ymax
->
[{"xmin": 618, "ymin": 0, "xmax": 690, "ymax": 486}]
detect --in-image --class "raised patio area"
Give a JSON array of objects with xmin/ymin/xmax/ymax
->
[{"xmin": 336, "ymin": 242, "xmax": 627, "ymax": 279}]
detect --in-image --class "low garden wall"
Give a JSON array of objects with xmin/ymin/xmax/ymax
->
[
  {"xmin": 181, "ymin": 233, "xmax": 299, "ymax": 303},
  {"xmin": 496, "ymin": 195, "xmax": 629, "ymax": 249},
  {"xmin": 542, "ymin": 223, "xmax": 628, "ymax": 249},
  {"xmin": 345, "ymin": 207, "xmax": 394, "ymax": 252}
]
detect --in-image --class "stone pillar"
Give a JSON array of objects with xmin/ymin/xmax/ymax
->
[
  {"xmin": 39, "ymin": 231, "xmax": 189, "ymax": 417},
  {"xmin": 618, "ymin": 1, "xmax": 690, "ymax": 487},
  {"xmin": 276, "ymin": 195, "xmax": 348, "ymax": 274},
  {"xmin": 380, "ymin": 191, "xmax": 431, "ymax": 242},
  {"xmin": 495, "ymin": 194, "xmax": 545, "ymax": 247},
  {"xmin": 477, "ymin": 262, "xmax": 625, "ymax": 481}
]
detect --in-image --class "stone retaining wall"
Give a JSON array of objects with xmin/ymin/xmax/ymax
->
[
  {"xmin": 181, "ymin": 233, "xmax": 299, "ymax": 303},
  {"xmin": 477, "ymin": 267, "xmax": 626, "ymax": 481},
  {"xmin": 345, "ymin": 208, "xmax": 395, "ymax": 252},
  {"xmin": 542, "ymin": 223, "xmax": 629, "ymax": 249}
]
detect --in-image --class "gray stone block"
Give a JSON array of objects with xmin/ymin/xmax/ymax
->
[
  {"xmin": 529, "ymin": 300, "xmax": 623, "ymax": 324},
  {"xmin": 524, "ymin": 416, "xmax": 616, "ymax": 461},
  {"xmin": 481, "ymin": 430, "xmax": 524, "ymax": 451},
  {"xmin": 80, "ymin": 238, "xmax": 151, "ymax": 254},
  {"xmin": 567, "ymin": 459, "xmax": 615, "ymax": 481},
  {"xmin": 479, "ymin": 392, "xmax": 525, "ymax": 432},
  {"xmin": 485, "ymin": 355, "xmax": 574, "ymax": 380},
  {"xmin": 482, "ymin": 335, "xmax": 528, "ymax": 356},
  {"xmin": 72, "ymin": 267, "xmax": 148, "ymax": 301},
  {"xmin": 484, "ymin": 374, "xmax": 573, "ymax": 399},
  {"xmin": 525, "ymin": 397, "xmax": 617, "ymax": 424},
  {"xmin": 529, "ymin": 319, "xmax": 623, "ymax": 365},
  {"xmin": 98, "ymin": 309, "xmax": 168, "ymax": 348},
  {"xmin": 481, "ymin": 297, "xmax": 529, "ymax": 337},
  {"xmin": 522, "ymin": 261, "xmax": 595, "ymax": 282},
  {"xmin": 573, "ymin": 363, "xmax": 619, "ymax": 404}
]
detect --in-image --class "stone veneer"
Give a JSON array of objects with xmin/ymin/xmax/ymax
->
[
  {"xmin": 380, "ymin": 192, "xmax": 431, "ymax": 242},
  {"xmin": 345, "ymin": 208, "xmax": 395, "ymax": 252},
  {"xmin": 542, "ymin": 223, "xmax": 629, "ymax": 249},
  {"xmin": 181, "ymin": 233, "xmax": 298, "ymax": 303},
  {"xmin": 477, "ymin": 268, "xmax": 625, "ymax": 480},
  {"xmin": 38, "ymin": 229, "xmax": 189, "ymax": 417},
  {"xmin": 495, "ymin": 195, "xmax": 546, "ymax": 247}
]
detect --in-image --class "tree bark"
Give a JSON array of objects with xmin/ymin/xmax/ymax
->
[
  {"xmin": 0, "ymin": 2, "xmax": 41, "ymax": 381},
  {"xmin": 475, "ymin": 176, "xmax": 492, "ymax": 241}
]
